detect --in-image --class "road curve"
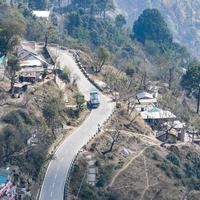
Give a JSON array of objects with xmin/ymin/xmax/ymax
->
[{"xmin": 39, "ymin": 48, "xmax": 114, "ymax": 200}]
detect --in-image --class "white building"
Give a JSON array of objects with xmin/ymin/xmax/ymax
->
[
  {"xmin": 140, "ymin": 107, "xmax": 176, "ymax": 120},
  {"xmin": 32, "ymin": 10, "xmax": 50, "ymax": 19},
  {"xmin": 136, "ymin": 91, "xmax": 157, "ymax": 104},
  {"xmin": 135, "ymin": 91, "xmax": 157, "ymax": 112}
]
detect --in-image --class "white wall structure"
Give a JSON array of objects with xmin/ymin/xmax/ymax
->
[{"xmin": 32, "ymin": 10, "xmax": 50, "ymax": 19}]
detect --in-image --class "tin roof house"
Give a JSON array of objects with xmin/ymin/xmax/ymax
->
[
  {"xmin": 136, "ymin": 92, "xmax": 157, "ymax": 104},
  {"xmin": 140, "ymin": 107, "xmax": 176, "ymax": 128},
  {"xmin": 135, "ymin": 91, "xmax": 158, "ymax": 112},
  {"xmin": 16, "ymin": 42, "xmax": 51, "ymax": 84},
  {"xmin": 17, "ymin": 45, "xmax": 49, "ymax": 69}
]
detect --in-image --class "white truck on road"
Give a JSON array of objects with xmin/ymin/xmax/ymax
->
[{"xmin": 87, "ymin": 90, "xmax": 100, "ymax": 109}]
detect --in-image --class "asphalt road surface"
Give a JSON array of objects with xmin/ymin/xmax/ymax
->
[{"xmin": 39, "ymin": 48, "xmax": 114, "ymax": 200}]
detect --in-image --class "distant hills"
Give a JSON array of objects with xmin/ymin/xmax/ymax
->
[{"xmin": 114, "ymin": 0, "xmax": 200, "ymax": 57}]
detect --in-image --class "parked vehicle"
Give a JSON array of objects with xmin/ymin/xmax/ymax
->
[{"xmin": 12, "ymin": 83, "xmax": 28, "ymax": 98}]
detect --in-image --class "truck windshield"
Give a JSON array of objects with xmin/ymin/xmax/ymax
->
[{"xmin": 90, "ymin": 92, "xmax": 98, "ymax": 100}]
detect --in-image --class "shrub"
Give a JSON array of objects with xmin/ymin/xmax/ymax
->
[
  {"xmin": 2, "ymin": 111, "xmax": 23, "ymax": 127},
  {"xmin": 114, "ymin": 161, "xmax": 124, "ymax": 170},
  {"xmin": 187, "ymin": 178, "xmax": 200, "ymax": 191},
  {"xmin": 80, "ymin": 184, "xmax": 101, "ymax": 200},
  {"xmin": 108, "ymin": 193, "xmax": 120, "ymax": 200},
  {"xmin": 95, "ymin": 160, "xmax": 100, "ymax": 167},
  {"xmin": 184, "ymin": 151, "xmax": 200, "ymax": 181},
  {"xmin": 160, "ymin": 160, "xmax": 171, "ymax": 177},
  {"xmin": 65, "ymin": 107, "xmax": 80, "ymax": 119},
  {"xmin": 171, "ymin": 166, "xmax": 182, "ymax": 179},
  {"xmin": 185, "ymin": 162, "xmax": 195, "ymax": 178},
  {"xmin": 17, "ymin": 148, "xmax": 47, "ymax": 180},
  {"xmin": 152, "ymin": 152, "xmax": 162, "ymax": 161},
  {"xmin": 166, "ymin": 152, "xmax": 180, "ymax": 166},
  {"xmin": 125, "ymin": 67, "xmax": 135, "ymax": 77},
  {"xmin": 2, "ymin": 110, "xmax": 33, "ymax": 127},
  {"xmin": 0, "ymin": 125, "xmax": 26, "ymax": 164},
  {"xmin": 73, "ymin": 164, "xmax": 80, "ymax": 173},
  {"xmin": 57, "ymin": 67, "xmax": 71, "ymax": 82},
  {"xmin": 17, "ymin": 110, "xmax": 34, "ymax": 125},
  {"xmin": 186, "ymin": 152, "xmax": 200, "ymax": 164},
  {"xmin": 96, "ymin": 165, "xmax": 113, "ymax": 187},
  {"xmin": 96, "ymin": 174, "xmax": 106, "ymax": 187}
]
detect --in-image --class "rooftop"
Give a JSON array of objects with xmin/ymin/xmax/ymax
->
[
  {"xmin": 163, "ymin": 120, "xmax": 186, "ymax": 129},
  {"xmin": 140, "ymin": 108, "xmax": 176, "ymax": 120},
  {"xmin": 0, "ymin": 169, "xmax": 9, "ymax": 187},
  {"xmin": 20, "ymin": 60, "xmax": 42, "ymax": 67},
  {"xmin": 136, "ymin": 92, "xmax": 154, "ymax": 100},
  {"xmin": 32, "ymin": 10, "xmax": 50, "ymax": 18},
  {"xmin": 0, "ymin": 55, "xmax": 5, "ymax": 65},
  {"xmin": 138, "ymin": 98, "xmax": 157, "ymax": 104}
]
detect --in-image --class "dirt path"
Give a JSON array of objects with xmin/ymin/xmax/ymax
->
[
  {"xmin": 109, "ymin": 147, "xmax": 148, "ymax": 187},
  {"xmin": 139, "ymin": 156, "xmax": 149, "ymax": 200},
  {"xmin": 109, "ymin": 129, "xmax": 161, "ymax": 187}
]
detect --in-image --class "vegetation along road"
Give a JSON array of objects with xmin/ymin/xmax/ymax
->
[{"xmin": 39, "ymin": 48, "xmax": 115, "ymax": 200}]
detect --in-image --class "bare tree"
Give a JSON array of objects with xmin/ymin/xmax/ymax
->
[
  {"xmin": 104, "ymin": 68, "xmax": 136, "ymax": 104},
  {"xmin": 102, "ymin": 128, "xmax": 120, "ymax": 156},
  {"xmin": 94, "ymin": 47, "xmax": 111, "ymax": 73},
  {"xmin": 5, "ymin": 52, "xmax": 20, "ymax": 94}
]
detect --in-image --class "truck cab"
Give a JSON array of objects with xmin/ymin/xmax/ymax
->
[{"xmin": 87, "ymin": 90, "xmax": 100, "ymax": 109}]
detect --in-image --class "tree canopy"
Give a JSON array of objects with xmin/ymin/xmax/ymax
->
[
  {"xmin": 95, "ymin": 47, "xmax": 111, "ymax": 72},
  {"xmin": 0, "ymin": 4, "xmax": 26, "ymax": 55},
  {"xmin": 63, "ymin": 0, "xmax": 127, "ymax": 52},
  {"xmin": 133, "ymin": 9, "xmax": 173, "ymax": 45},
  {"xmin": 115, "ymin": 14, "xmax": 126, "ymax": 29},
  {"xmin": 181, "ymin": 63, "xmax": 200, "ymax": 113},
  {"xmin": 28, "ymin": 0, "xmax": 48, "ymax": 10},
  {"xmin": 5, "ymin": 52, "xmax": 21, "ymax": 93}
]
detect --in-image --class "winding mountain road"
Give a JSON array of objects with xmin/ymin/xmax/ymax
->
[{"xmin": 39, "ymin": 48, "xmax": 114, "ymax": 200}]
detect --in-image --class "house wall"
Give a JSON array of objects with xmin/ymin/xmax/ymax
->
[
  {"xmin": 167, "ymin": 135, "xmax": 177, "ymax": 144},
  {"xmin": 157, "ymin": 134, "xmax": 167, "ymax": 142}
]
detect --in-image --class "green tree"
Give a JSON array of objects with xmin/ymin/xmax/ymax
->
[
  {"xmin": 43, "ymin": 96, "xmax": 64, "ymax": 139},
  {"xmin": 28, "ymin": 0, "xmax": 47, "ymax": 10},
  {"xmin": 5, "ymin": 53, "xmax": 21, "ymax": 94},
  {"xmin": 0, "ymin": 20, "xmax": 25, "ymax": 54},
  {"xmin": 96, "ymin": 0, "xmax": 113, "ymax": 19},
  {"xmin": 44, "ymin": 23, "xmax": 54, "ymax": 47},
  {"xmin": 181, "ymin": 63, "xmax": 200, "ymax": 113},
  {"xmin": 0, "ymin": 126, "xmax": 21, "ymax": 162},
  {"xmin": 133, "ymin": 9, "xmax": 172, "ymax": 45},
  {"xmin": 0, "ymin": 4, "xmax": 26, "ymax": 54},
  {"xmin": 65, "ymin": 12, "xmax": 81, "ymax": 36},
  {"xmin": 94, "ymin": 47, "xmax": 111, "ymax": 73},
  {"xmin": 115, "ymin": 14, "xmax": 126, "ymax": 29},
  {"xmin": 26, "ymin": 18, "xmax": 44, "ymax": 41}
]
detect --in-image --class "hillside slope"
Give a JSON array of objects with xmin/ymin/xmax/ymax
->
[
  {"xmin": 69, "ymin": 108, "xmax": 200, "ymax": 200},
  {"xmin": 114, "ymin": 0, "xmax": 200, "ymax": 57}
]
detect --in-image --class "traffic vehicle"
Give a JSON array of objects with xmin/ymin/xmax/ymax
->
[{"xmin": 87, "ymin": 90, "xmax": 100, "ymax": 109}]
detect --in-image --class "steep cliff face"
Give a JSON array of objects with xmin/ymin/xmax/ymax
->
[{"xmin": 115, "ymin": 0, "xmax": 200, "ymax": 56}]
